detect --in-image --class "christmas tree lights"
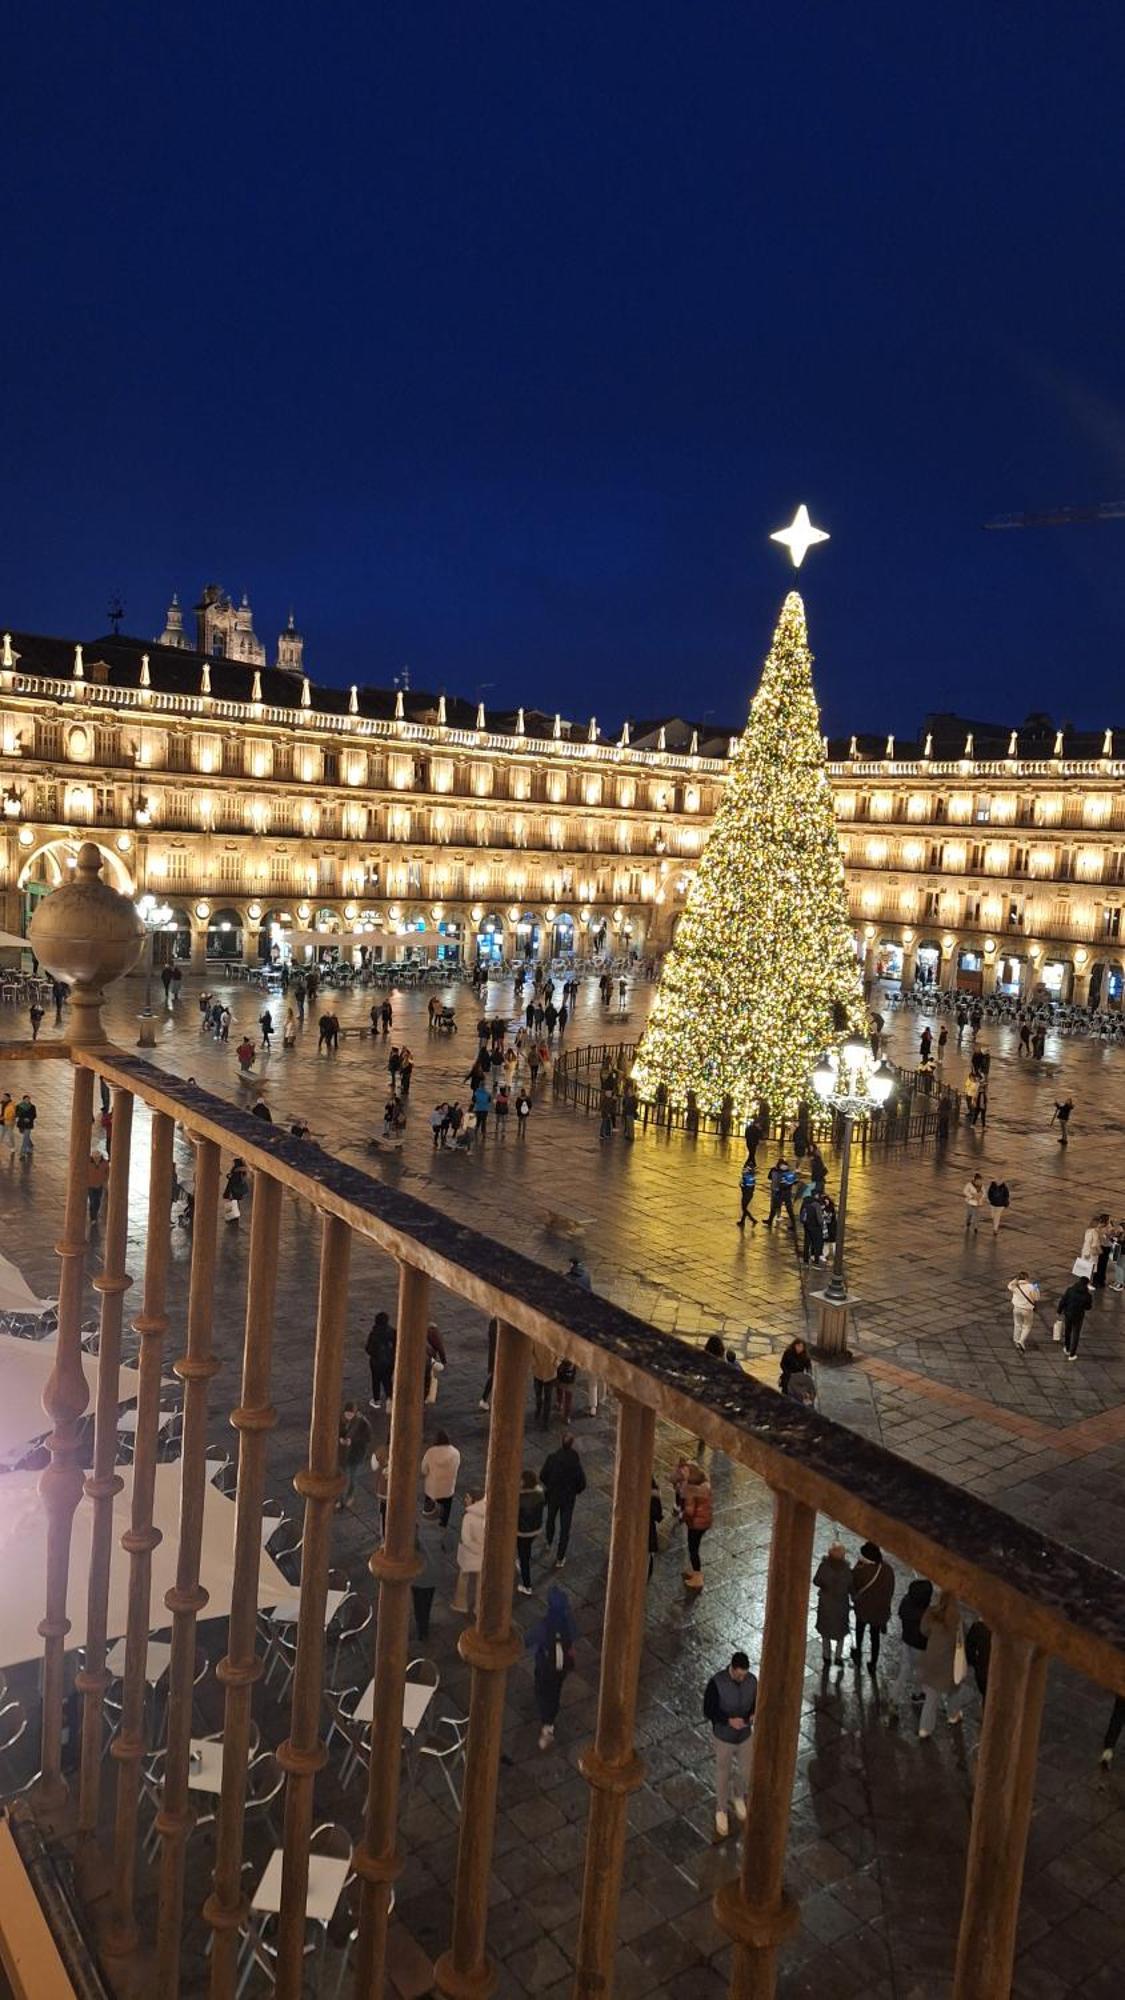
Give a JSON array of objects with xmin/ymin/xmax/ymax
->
[{"xmin": 632, "ymin": 591, "xmax": 864, "ymax": 1120}]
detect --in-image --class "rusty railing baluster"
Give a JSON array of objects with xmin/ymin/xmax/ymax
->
[
  {"xmin": 274, "ymin": 1213, "xmax": 353, "ymax": 1995},
  {"xmin": 352, "ymin": 1261, "xmax": 430, "ymax": 1996},
  {"xmin": 574, "ymin": 1396, "xmax": 655, "ymax": 1996},
  {"xmin": 36, "ymin": 1060, "xmax": 97, "ymax": 1815},
  {"xmin": 205, "ymin": 1171, "xmax": 283, "ymax": 2000},
  {"xmin": 434, "ymin": 1317, "xmax": 529, "ymax": 1998},
  {"xmin": 103, "ymin": 1107, "xmax": 176, "ymax": 1959},
  {"xmin": 78, "ymin": 1083, "xmax": 135, "ymax": 1836},
  {"xmin": 154, "ymin": 1136, "xmax": 222, "ymax": 1996},
  {"xmin": 715, "ymin": 1489, "xmax": 816, "ymax": 1999},
  {"xmin": 952, "ymin": 1634, "xmax": 1048, "ymax": 1999}
]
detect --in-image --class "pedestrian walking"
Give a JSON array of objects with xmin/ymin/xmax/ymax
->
[
  {"xmin": 703, "ymin": 1651, "xmax": 757, "ymax": 1841},
  {"xmin": 479, "ymin": 1316, "xmax": 498, "ymax": 1410},
  {"xmin": 28, "ymin": 1001, "xmax": 44, "ymax": 1041},
  {"xmin": 849, "ymin": 1542, "xmax": 895, "ymax": 1672},
  {"xmin": 648, "ymin": 1477, "xmax": 663, "ymax": 1582},
  {"xmin": 87, "ymin": 1150, "xmax": 109, "ymax": 1227},
  {"xmin": 962, "ymin": 1173, "xmax": 985, "ymax": 1233},
  {"xmin": 236, "ymin": 1036, "xmax": 256, "ymax": 1073},
  {"xmin": 736, "ymin": 1158, "xmax": 757, "ymax": 1228},
  {"xmin": 1055, "ymin": 1274, "xmax": 1094, "ymax": 1362},
  {"xmin": 371, "ymin": 1445, "xmax": 390, "ymax": 1535},
  {"xmin": 336, "ymin": 1400, "xmax": 372, "ymax": 1510},
  {"xmin": 259, "ymin": 1007, "xmax": 273, "ymax": 1049},
  {"xmin": 894, "ymin": 1577, "xmax": 933, "ymax": 1711},
  {"xmin": 813, "ymin": 1542, "xmax": 852, "ymax": 1669},
  {"xmin": 515, "ymin": 1090, "xmax": 530, "ymax": 1137},
  {"xmin": 516, "ymin": 1468, "xmax": 545, "ymax": 1593},
  {"xmin": 1052, "ymin": 1097, "xmax": 1074, "ymax": 1146},
  {"xmin": 0, "ymin": 1093, "xmax": 15, "ymax": 1154},
  {"xmin": 527, "ymin": 1585, "xmax": 576, "ymax": 1749},
  {"xmin": 531, "ymin": 1342, "xmax": 557, "ymax": 1430},
  {"xmin": 540, "ymin": 1433, "xmax": 586, "ymax": 1569},
  {"xmin": 282, "ymin": 1006, "xmax": 297, "ymax": 1048},
  {"xmin": 917, "ymin": 1590, "xmax": 971, "ymax": 1738},
  {"xmin": 985, "ymin": 1177, "xmax": 1009, "ymax": 1236},
  {"xmin": 366, "ymin": 1309, "xmax": 396, "ymax": 1409},
  {"xmin": 221, "ymin": 1159, "xmax": 249, "ymax": 1221},
  {"xmin": 52, "ymin": 980, "xmax": 66, "ymax": 1026},
  {"xmin": 674, "ymin": 1459, "xmax": 712, "ymax": 1590},
  {"xmin": 1100, "ymin": 1695, "xmax": 1125, "ymax": 1770},
  {"xmin": 451, "ymin": 1490, "xmax": 486, "ymax": 1613},
  {"xmin": 420, "ymin": 1429, "xmax": 461, "ymax": 1526},
  {"xmin": 15, "ymin": 1093, "xmax": 37, "ymax": 1159},
  {"xmin": 1008, "ymin": 1271, "xmax": 1040, "ymax": 1350}
]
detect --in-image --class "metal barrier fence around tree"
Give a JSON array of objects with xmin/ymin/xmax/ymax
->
[{"xmin": 552, "ymin": 1040, "xmax": 962, "ymax": 1148}]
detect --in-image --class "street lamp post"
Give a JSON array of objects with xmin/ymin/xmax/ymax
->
[
  {"xmin": 810, "ymin": 1036, "xmax": 894, "ymax": 1359},
  {"xmin": 136, "ymin": 894, "xmax": 173, "ymax": 1046}
]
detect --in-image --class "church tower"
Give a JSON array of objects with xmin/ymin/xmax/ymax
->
[
  {"xmin": 156, "ymin": 593, "xmax": 191, "ymax": 651},
  {"xmin": 276, "ymin": 610, "xmax": 304, "ymax": 675}
]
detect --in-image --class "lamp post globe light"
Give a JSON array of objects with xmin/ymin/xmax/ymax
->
[
  {"xmin": 809, "ymin": 1039, "xmax": 894, "ymax": 1359},
  {"xmin": 136, "ymin": 893, "xmax": 174, "ymax": 1043}
]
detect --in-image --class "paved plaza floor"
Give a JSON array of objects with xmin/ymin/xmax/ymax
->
[{"xmin": 1, "ymin": 971, "xmax": 1125, "ymax": 1996}]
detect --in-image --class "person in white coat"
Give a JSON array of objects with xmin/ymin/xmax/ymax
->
[
  {"xmin": 420, "ymin": 1430, "xmax": 461, "ymax": 1528},
  {"xmin": 962, "ymin": 1175, "xmax": 986, "ymax": 1233},
  {"xmin": 1007, "ymin": 1272, "xmax": 1040, "ymax": 1351},
  {"xmin": 452, "ymin": 1491, "xmax": 487, "ymax": 1614}
]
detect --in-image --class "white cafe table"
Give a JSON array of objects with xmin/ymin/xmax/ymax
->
[
  {"xmin": 251, "ymin": 1849, "xmax": 350, "ymax": 1921},
  {"xmin": 106, "ymin": 1638, "xmax": 172, "ymax": 1685},
  {"xmin": 355, "ymin": 1679, "xmax": 435, "ymax": 1734},
  {"xmin": 187, "ymin": 1738, "xmax": 224, "ymax": 1794},
  {"xmin": 268, "ymin": 1588, "xmax": 347, "ymax": 1629},
  {"xmin": 117, "ymin": 1407, "xmax": 177, "ymax": 1436}
]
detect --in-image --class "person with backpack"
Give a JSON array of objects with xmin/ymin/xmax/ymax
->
[
  {"xmin": 849, "ymin": 1542, "xmax": 895, "ymax": 1672},
  {"xmin": 15, "ymin": 1093, "xmax": 36, "ymax": 1159},
  {"xmin": 527, "ymin": 1585, "xmax": 576, "ymax": 1749},
  {"xmin": 674, "ymin": 1459, "xmax": 712, "ymax": 1591},
  {"xmin": 703, "ymin": 1650, "xmax": 757, "ymax": 1841},
  {"xmin": 986, "ymin": 1177, "xmax": 1010, "ymax": 1236}
]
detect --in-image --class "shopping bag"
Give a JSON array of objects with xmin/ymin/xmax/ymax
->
[
  {"xmin": 1052, "ymin": 1318, "xmax": 1064, "ymax": 1342},
  {"xmin": 952, "ymin": 1635, "xmax": 967, "ymax": 1686},
  {"xmin": 1072, "ymin": 1255, "xmax": 1095, "ymax": 1279},
  {"xmin": 223, "ymin": 1198, "xmax": 240, "ymax": 1221}
]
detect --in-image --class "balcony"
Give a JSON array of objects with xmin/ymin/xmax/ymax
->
[{"xmin": 0, "ymin": 858, "xmax": 1122, "ymax": 1997}]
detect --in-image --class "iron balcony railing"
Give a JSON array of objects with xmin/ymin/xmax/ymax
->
[{"xmin": 0, "ymin": 1031, "xmax": 1120, "ymax": 2000}]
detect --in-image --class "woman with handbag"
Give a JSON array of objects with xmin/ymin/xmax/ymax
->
[
  {"xmin": 674, "ymin": 1461, "xmax": 713, "ymax": 1591},
  {"xmin": 849, "ymin": 1542, "xmax": 895, "ymax": 1672},
  {"xmin": 222, "ymin": 1159, "xmax": 249, "ymax": 1223},
  {"xmin": 1057, "ymin": 1275, "xmax": 1095, "ymax": 1362},
  {"xmin": 917, "ymin": 1589, "xmax": 971, "ymax": 1738}
]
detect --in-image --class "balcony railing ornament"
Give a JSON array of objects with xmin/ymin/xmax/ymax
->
[{"xmin": 28, "ymin": 841, "xmax": 145, "ymax": 1046}]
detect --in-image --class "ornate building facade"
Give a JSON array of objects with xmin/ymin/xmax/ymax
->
[{"xmin": 0, "ymin": 608, "xmax": 1122, "ymax": 1005}]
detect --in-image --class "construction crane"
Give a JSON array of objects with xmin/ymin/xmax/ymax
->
[{"xmin": 985, "ymin": 502, "xmax": 1125, "ymax": 529}]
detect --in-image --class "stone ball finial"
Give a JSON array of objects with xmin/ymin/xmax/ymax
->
[{"xmin": 28, "ymin": 843, "xmax": 146, "ymax": 1046}]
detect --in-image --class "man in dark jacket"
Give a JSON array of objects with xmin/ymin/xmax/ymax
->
[
  {"xmin": 703, "ymin": 1650, "xmax": 757, "ymax": 1840},
  {"xmin": 337, "ymin": 1401, "xmax": 372, "ymax": 1510},
  {"xmin": 540, "ymin": 1434, "xmax": 586, "ymax": 1569},
  {"xmin": 1058, "ymin": 1275, "xmax": 1094, "ymax": 1362},
  {"xmin": 366, "ymin": 1311, "xmax": 396, "ymax": 1410}
]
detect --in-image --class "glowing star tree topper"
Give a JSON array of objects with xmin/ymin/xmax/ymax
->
[{"xmin": 632, "ymin": 590, "xmax": 864, "ymax": 1121}]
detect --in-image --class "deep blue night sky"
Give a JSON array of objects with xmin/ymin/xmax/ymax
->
[{"xmin": 4, "ymin": 5, "xmax": 1124, "ymax": 736}]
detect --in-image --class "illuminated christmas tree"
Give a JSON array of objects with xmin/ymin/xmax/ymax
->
[{"xmin": 632, "ymin": 590, "xmax": 864, "ymax": 1120}]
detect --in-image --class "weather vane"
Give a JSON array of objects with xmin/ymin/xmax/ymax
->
[{"xmin": 770, "ymin": 504, "xmax": 830, "ymax": 570}]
